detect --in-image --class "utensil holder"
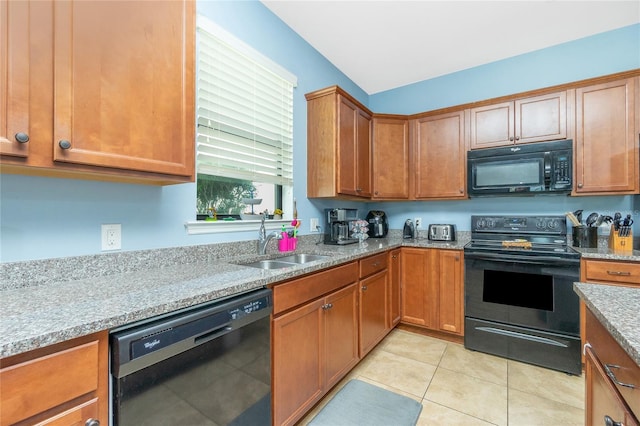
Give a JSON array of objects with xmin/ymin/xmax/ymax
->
[
  {"xmin": 609, "ymin": 225, "xmax": 633, "ymax": 253},
  {"xmin": 572, "ymin": 226, "xmax": 597, "ymax": 248}
]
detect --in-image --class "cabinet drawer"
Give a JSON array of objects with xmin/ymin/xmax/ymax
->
[
  {"xmin": 359, "ymin": 252, "xmax": 387, "ymax": 278},
  {"xmin": 586, "ymin": 308, "xmax": 640, "ymax": 419},
  {"xmin": 36, "ymin": 398, "xmax": 99, "ymax": 426},
  {"xmin": 0, "ymin": 341, "xmax": 100, "ymax": 425},
  {"xmin": 583, "ymin": 260, "xmax": 640, "ymax": 285},
  {"xmin": 273, "ymin": 262, "xmax": 358, "ymax": 315}
]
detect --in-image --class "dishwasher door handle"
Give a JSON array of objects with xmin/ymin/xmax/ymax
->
[{"xmin": 194, "ymin": 324, "xmax": 233, "ymax": 345}]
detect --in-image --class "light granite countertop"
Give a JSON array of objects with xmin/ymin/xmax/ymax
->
[
  {"xmin": 574, "ymin": 283, "xmax": 640, "ymax": 367},
  {"xmin": 1, "ymin": 235, "xmax": 469, "ymax": 358},
  {"xmin": 3, "ymin": 231, "xmax": 637, "ymax": 359}
]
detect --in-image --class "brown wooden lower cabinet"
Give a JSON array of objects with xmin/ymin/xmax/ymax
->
[
  {"xmin": 358, "ymin": 252, "xmax": 389, "ymax": 358},
  {"xmin": 0, "ymin": 331, "xmax": 108, "ymax": 426},
  {"xmin": 271, "ymin": 266, "xmax": 359, "ymax": 426},
  {"xmin": 400, "ymin": 247, "xmax": 464, "ymax": 336},
  {"xmin": 584, "ymin": 308, "xmax": 639, "ymax": 426}
]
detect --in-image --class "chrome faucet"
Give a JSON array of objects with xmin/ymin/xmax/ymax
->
[{"xmin": 258, "ymin": 213, "xmax": 281, "ymax": 255}]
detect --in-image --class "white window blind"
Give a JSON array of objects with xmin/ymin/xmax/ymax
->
[{"xmin": 196, "ymin": 18, "xmax": 296, "ymax": 187}]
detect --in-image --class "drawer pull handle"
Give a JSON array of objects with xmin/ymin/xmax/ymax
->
[
  {"xmin": 604, "ymin": 363, "xmax": 637, "ymax": 389},
  {"xmin": 85, "ymin": 419, "xmax": 100, "ymax": 426},
  {"xmin": 606, "ymin": 270, "xmax": 631, "ymax": 276},
  {"xmin": 604, "ymin": 415, "xmax": 623, "ymax": 426}
]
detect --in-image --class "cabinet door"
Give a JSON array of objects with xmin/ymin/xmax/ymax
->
[
  {"xmin": 400, "ymin": 248, "xmax": 428, "ymax": 326},
  {"xmin": 52, "ymin": 1, "xmax": 194, "ymax": 177},
  {"xmin": 272, "ymin": 299, "xmax": 324, "ymax": 426},
  {"xmin": 575, "ymin": 78, "xmax": 639, "ymax": 194},
  {"xmin": 413, "ymin": 111, "xmax": 467, "ymax": 199},
  {"xmin": 324, "ymin": 283, "xmax": 359, "ymax": 389},
  {"xmin": 388, "ymin": 249, "xmax": 401, "ymax": 327},
  {"xmin": 515, "ymin": 91, "xmax": 567, "ymax": 145},
  {"xmin": 372, "ymin": 117, "xmax": 409, "ymax": 199},
  {"xmin": 0, "ymin": 0, "xmax": 30, "ymax": 157},
  {"xmin": 585, "ymin": 346, "xmax": 637, "ymax": 426},
  {"xmin": 359, "ymin": 270, "xmax": 388, "ymax": 357},
  {"xmin": 337, "ymin": 96, "xmax": 357, "ymax": 196},
  {"xmin": 356, "ymin": 109, "xmax": 372, "ymax": 197},
  {"xmin": 437, "ymin": 250, "xmax": 464, "ymax": 335},
  {"xmin": 469, "ymin": 101, "xmax": 514, "ymax": 149}
]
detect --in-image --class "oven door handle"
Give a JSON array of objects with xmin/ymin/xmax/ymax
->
[{"xmin": 464, "ymin": 251, "xmax": 579, "ymax": 266}]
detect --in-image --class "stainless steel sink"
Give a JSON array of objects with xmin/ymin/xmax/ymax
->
[
  {"xmin": 239, "ymin": 253, "xmax": 331, "ymax": 269},
  {"xmin": 277, "ymin": 254, "xmax": 331, "ymax": 264},
  {"xmin": 240, "ymin": 260, "xmax": 298, "ymax": 270}
]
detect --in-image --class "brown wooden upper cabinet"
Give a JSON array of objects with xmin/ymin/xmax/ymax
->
[
  {"xmin": 1, "ymin": 0, "xmax": 195, "ymax": 184},
  {"xmin": 307, "ymin": 86, "xmax": 372, "ymax": 199},
  {"xmin": 573, "ymin": 77, "xmax": 639, "ymax": 195},
  {"xmin": 411, "ymin": 110, "xmax": 468, "ymax": 199},
  {"xmin": 0, "ymin": 0, "xmax": 30, "ymax": 158},
  {"xmin": 469, "ymin": 91, "xmax": 567, "ymax": 149},
  {"xmin": 372, "ymin": 115, "xmax": 409, "ymax": 199}
]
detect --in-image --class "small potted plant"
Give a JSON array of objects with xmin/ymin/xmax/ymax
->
[{"xmin": 273, "ymin": 208, "xmax": 283, "ymax": 220}]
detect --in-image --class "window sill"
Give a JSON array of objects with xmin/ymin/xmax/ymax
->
[{"xmin": 185, "ymin": 219, "xmax": 293, "ymax": 235}]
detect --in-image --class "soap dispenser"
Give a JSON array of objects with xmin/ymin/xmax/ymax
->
[{"xmin": 403, "ymin": 219, "xmax": 415, "ymax": 239}]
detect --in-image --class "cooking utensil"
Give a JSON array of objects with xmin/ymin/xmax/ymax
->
[
  {"xmin": 613, "ymin": 212, "xmax": 622, "ymax": 231},
  {"xmin": 620, "ymin": 214, "xmax": 633, "ymax": 236},
  {"xmin": 573, "ymin": 210, "xmax": 583, "ymax": 224},
  {"xmin": 585, "ymin": 212, "xmax": 599, "ymax": 227},
  {"xmin": 565, "ymin": 212, "xmax": 581, "ymax": 227}
]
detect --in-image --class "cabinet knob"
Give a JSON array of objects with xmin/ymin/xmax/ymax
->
[
  {"xmin": 509, "ymin": 137, "xmax": 514, "ymax": 141},
  {"xmin": 14, "ymin": 132, "xmax": 29, "ymax": 143},
  {"xmin": 356, "ymin": 188, "xmax": 362, "ymax": 192},
  {"xmin": 85, "ymin": 419, "xmax": 100, "ymax": 426},
  {"xmin": 459, "ymin": 189, "xmax": 464, "ymax": 194},
  {"xmin": 361, "ymin": 285, "xmax": 368, "ymax": 291},
  {"xmin": 578, "ymin": 183, "xmax": 583, "ymax": 188},
  {"xmin": 604, "ymin": 415, "xmax": 622, "ymax": 426},
  {"xmin": 515, "ymin": 136, "xmax": 520, "ymax": 141},
  {"xmin": 392, "ymin": 255, "xmax": 397, "ymax": 259},
  {"xmin": 59, "ymin": 139, "xmax": 72, "ymax": 149},
  {"xmin": 322, "ymin": 303, "xmax": 333, "ymax": 310}
]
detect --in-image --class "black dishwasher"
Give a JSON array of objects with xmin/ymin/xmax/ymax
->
[{"xmin": 110, "ymin": 288, "xmax": 272, "ymax": 426}]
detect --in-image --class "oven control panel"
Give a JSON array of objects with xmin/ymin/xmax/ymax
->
[{"xmin": 471, "ymin": 215, "xmax": 566, "ymax": 234}]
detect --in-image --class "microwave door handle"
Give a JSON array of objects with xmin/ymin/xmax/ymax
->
[{"xmin": 544, "ymin": 152, "xmax": 552, "ymax": 188}]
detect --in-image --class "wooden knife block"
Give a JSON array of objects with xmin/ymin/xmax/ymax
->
[{"xmin": 609, "ymin": 225, "xmax": 633, "ymax": 253}]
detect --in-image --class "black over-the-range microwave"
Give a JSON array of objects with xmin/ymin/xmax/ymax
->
[{"xmin": 467, "ymin": 139, "xmax": 573, "ymax": 197}]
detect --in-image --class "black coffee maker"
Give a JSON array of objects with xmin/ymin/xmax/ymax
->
[{"xmin": 366, "ymin": 210, "xmax": 388, "ymax": 238}]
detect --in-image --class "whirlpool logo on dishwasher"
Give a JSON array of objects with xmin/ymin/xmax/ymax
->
[{"xmin": 144, "ymin": 339, "xmax": 161, "ymax": 350}]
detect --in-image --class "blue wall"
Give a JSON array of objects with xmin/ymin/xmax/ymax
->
[{"xmin": 1, "ymin": 2, "xmax": 638, "ymax": 262}]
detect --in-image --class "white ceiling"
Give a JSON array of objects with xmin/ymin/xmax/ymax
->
[{"xmin": 261, "ymin": 1, "xmax": 640, "ymax": 94}]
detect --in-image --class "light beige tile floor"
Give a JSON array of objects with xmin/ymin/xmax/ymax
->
[{"xmin": 300, "ymin": 328, "xmax": 585, "ymax": 426}]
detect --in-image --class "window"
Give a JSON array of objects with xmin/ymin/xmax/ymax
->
[{"xmin": 195, "ymin": 16, "xmax": 296, "ymax": 220}]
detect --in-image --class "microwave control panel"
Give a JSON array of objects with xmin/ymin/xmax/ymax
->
[{"xmin": 551, "ymin": 151, "xmax": 572, "ymax": 189}]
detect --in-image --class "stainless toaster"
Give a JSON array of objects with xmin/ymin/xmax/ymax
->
[{"xmin": 428, "ymin": 224, "xmax": 456, "ymax": 241}]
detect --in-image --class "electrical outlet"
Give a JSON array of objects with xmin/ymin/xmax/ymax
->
[
  {"xmin": 310, "ymin": 218, "xmax": 319, "ymax": 232},
  {"xmin": 414, "ymin": 218, "xmax": 423, "ymax": 229},
  {"xmin": 102, "ymin": 224, "xmax": 121, "ymax": 251}
]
